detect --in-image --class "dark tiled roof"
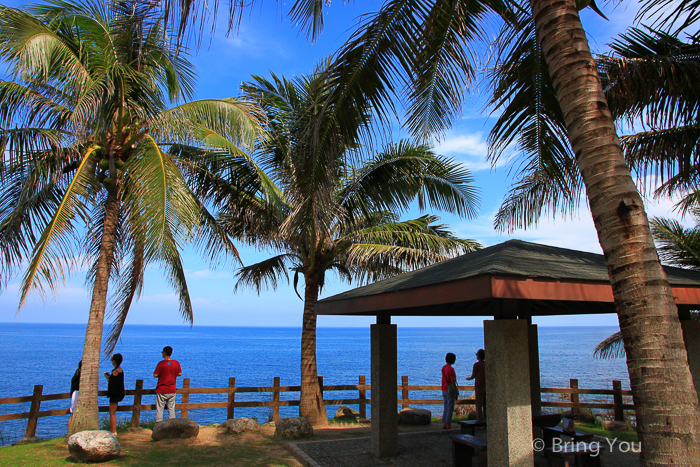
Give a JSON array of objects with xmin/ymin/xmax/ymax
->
[{"xmin": 319, "ymin": 239, "xmax": 700, "ymax": 303}]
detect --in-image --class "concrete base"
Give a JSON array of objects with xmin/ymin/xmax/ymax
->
[
  {"xmin": 371, "ymin": 323, "xmax": 398, "ymax": 457},
  {"xmin": 682, "ymin": 320, "xmax": 700, "ymax": 404},
  {"xmin": 485, "ymin": 319, "xmax": 534, "ymax": 467}
]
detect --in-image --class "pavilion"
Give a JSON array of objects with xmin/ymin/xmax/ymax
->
[{"xmin": 315, "ymin": 240, "xmax": 700, "ymax": 467}]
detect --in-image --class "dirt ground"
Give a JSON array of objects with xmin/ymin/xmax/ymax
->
[{"xmin": 113, "ymin": 420, "xmax": 640, "ymax": 467}]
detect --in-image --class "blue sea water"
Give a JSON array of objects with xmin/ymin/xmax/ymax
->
[{"xmin": 0, "ymin": 323, "xmax": 629, "ymax": 444}]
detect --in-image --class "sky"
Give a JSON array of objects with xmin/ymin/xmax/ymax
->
[{"xmin": 0, "ymin": 0, "xmax": 687, "ymax": 329}]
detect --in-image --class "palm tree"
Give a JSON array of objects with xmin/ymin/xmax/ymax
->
[
  {"xmin": 188, "ymin": 70, "xmax": 481, "ymax": 424},
  {"xmin": 0, "ymin": 1, "xmax": 262, "ymax": 433}
]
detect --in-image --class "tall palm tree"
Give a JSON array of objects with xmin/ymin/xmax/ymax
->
[
  {"xmin": 526, "ymin": 0, "xmax": 699, "ymax": 460},
  {"xmin": 0, "ymin": 1, "xmax": 262, "ymax": 433},
  {"xmin": 187, "ymin": 70, "xmax": 481, "ymax": 425}
]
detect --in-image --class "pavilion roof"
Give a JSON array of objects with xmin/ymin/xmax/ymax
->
[{"xmin": 316, "ymin": 240, "xmax": 700, "ymax": 318}]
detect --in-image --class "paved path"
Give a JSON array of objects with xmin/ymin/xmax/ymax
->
[{"xmin": 289, "ymin": 428, "xmax": 641, "ymax": 467}]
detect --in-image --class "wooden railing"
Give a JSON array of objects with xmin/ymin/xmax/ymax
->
[{"xmin": 0, "ymin": 376, "xmax": 633, "ymax": 441}]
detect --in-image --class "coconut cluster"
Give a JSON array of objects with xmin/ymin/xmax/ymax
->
[{"xmin": 95, "ymin": 155, "xmax": 125, "ymax": 189}]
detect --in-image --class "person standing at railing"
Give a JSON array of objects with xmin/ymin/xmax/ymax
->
[
  {"xmin": 154, "ymin": 346, "xmax": 182, "ymax": 422},
  {"xmin": 441, "ymin": 352, "xmax": 459, "ymax": 429},
  {"xmin": 68, "ymin": 360, "xmax": 81, "ymax": 431},
  {"xmin": 466, "ymin": 349, "xmax": 485, "ymax": 421},
  {"xmin": 104, "ymin": 353, "xmax": 125, "ymax": 436}
]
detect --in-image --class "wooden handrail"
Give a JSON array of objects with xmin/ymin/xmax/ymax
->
[{"xmin": 0, "ymin": 376, "xmax": 635, "ymax": 440}]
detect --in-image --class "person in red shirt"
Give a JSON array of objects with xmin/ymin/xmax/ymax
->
[
  {"xmin": 153, "ymin": 346, "xmax": 182, "ymax": 422},
  {"xmin": 441, "ymin": 352, "xmax": 458, "ymax": 429}
]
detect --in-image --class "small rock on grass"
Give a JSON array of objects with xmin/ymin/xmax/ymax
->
[
  {"xmin": 224, "ymin": 417, "xmax": 263, "ymax": 434},
  {"xmin": 152, "ymin": 418, "xmax": 200, "ymax": 441},
  {"xmin": 274, "ymin": 417, "xmax": 313, "ymax": 439},
  {"xmin": 67, "ymin": 430, "xmax": 120, "ymax": 462}
]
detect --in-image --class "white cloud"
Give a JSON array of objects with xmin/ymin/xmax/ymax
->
[{"xmin": 433, "ymin": 132, "xmax": 500, "ymax": 171}]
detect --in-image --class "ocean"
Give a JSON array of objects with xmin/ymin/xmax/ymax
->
[{"xmin": 0, "ymin": 323, "xmax": 629, "ymax": 444}]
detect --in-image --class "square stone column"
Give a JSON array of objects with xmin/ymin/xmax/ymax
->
[
  {"xmin": 529, "ymin": 324, "xmax": 541, "ymax": 411},
  {"xmin": 371, "ymin": 323, "xmax": 398, "ymax": 457},
  {"xmin": 682, "ymin": 320, "xmax": 700, "ymax": 404},
  {"xmin": 485, "ymin": 319, "xmax": 534, "ymax": 467}
]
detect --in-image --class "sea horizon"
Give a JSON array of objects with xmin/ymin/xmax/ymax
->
[{"xmin": 0, "ymin": 323, "xmax": 629, "ymax": 444}]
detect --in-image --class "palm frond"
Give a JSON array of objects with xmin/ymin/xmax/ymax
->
[
  {"xmin": 593, "ymin": 331, "xmax": 625, "ymax": 359},
  {"xmin": 18, "ymin": 147, "xmax": 97, "ymax": 309},
  {"xmin": 104, "ymin": 239, "xmax": 145, "ymax": 355},
  {"xmin": 343, "ymin": 215, "xmax": 480, "ymax": 284},
  {"xmin": 339, "ymin": 140, "xmax": 480, "ymax": 221},
  {"xmin": 123, "ymin": 136, "xmax": 200, "ymax": 260},
  {"xmin": 234, "ymin": 254, "xmax": 299, "ymax": 293},
  {"xmin": 651, "ymin": 216, "xmax": 700, "ymax": 270}
]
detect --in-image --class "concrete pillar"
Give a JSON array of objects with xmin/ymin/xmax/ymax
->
[
  {"xmin": 529, "ymin": 324, "xmax": 541, "ymax": 411},
  {"xmin": 682, "ymin": 320, "xmax": 700, "ymax": 405},
  {"xmin": 485, "ymin": 319, "xmax": 534, "ymax": 467},
  {"xmin": 371, "ymin": 323, "xmax": 398, "ymax": 457}
]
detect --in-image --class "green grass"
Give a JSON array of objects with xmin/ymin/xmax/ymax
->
[
  {"xmin": 0, "ymin": 435, "xmax": 299, "ymax": 467},
  {"xmin": 575, "ymin": 422, "xmax": 639, "ymax": 444}
]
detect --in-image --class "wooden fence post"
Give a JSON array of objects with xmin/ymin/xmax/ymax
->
[
  {"xmin": 359, "ymin": 375, "xmax": 367, "ymax": 419},
  {"xmin": 227, "ymin": 377, "xmax": 236, "ymax": 420},
  {"xmin": 24, "ymin": 385, "xmax": 43, "ymax": 439},
  {"xmin": 318, "ymin": 375, "xmax": 324, "ymax": 400},
  {"xmin": 131, "ymin": 379, "xmax": 143, "ymax": 427},
  {"xmin": 180, "ymin": 378, "xmax": 190, "ymax": 418},
  {"xmin": 612, "ymin": 380, "xmax": 624, "ymax": 421},
  {"xmin": 401, "ymin": 376, "xmax": 409, "ymax": 409},
  {"xmin": 570, "ymin": 379, "xmax": 579, "ymax": 418},
  {"xmin": 273, "ymin": 377, "xmax": 281, "ymax": 421}
]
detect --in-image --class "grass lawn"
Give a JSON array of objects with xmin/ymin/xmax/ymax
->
[
  {"xmin": 575, "ymin": 422, "xmax": 639, "ymax": 444},
  {"xmin": 0, "ymin": 426, "xmax": 302, "ymax": 467}
]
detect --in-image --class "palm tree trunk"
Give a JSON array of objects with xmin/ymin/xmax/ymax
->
[
  {"xmin": 299, "ymin": 274, "xmax": 328, "ymax": 425},
  {"xmin": 529, "ymin": 0, "xmax": 700, "ymax": 463},
  {"xmin": 69, "ymin": 189, "xmax": 120, "ymax": 434}
]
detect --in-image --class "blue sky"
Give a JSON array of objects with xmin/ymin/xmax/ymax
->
[{"xmin": 0, "ymin": 0, "xmax": 684, "ymax": 329}]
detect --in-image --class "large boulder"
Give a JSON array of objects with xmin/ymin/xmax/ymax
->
[
  {"xmin": 274, "ymin": 417, "xmax": 313, "ymax": 439},
  {"xmin": 152, "ymin": 418, "xmax": 200, "ymax": 441},
  {"xmin": 67, "ymin": 431, "xmax": 120, "ymax": 463},
  {"xmin": 224, "ymin": 417, "xmax": 263, "ymax": 434},
  {"xmin": 398, "ymin": 408, "xmax": 431, "ymax": 425},
  {"xmin": 334, "ymin": 406, "xmax": 360, "ymax": 420}
]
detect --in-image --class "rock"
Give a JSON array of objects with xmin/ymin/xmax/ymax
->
[
  {"xmin": 467, "ymin": 411, "xmax": 477, "ymax": 421},
  {"xmin": 13, "ymin": 436, "xmax": 41, "ymax": 445},
  {"xmin": 274, "ymin": 417, "xmax": 313, "ymax": 439},
  {"xmin": 334, "ymin": 406, "xmax": 360, "ymax": 420},
  {"xmin": 578, "ymin": 408, "xmax": 596, "ymax": 424},
  {"xmin": 67, "ymin": 431, "xmax": 120, "ymax": 462},
  {"xmin": 398, "ymin": 408, "xmax": 431, "ymax": 425},
  {"xmin": 601, "ymin": 420, "xmax": 631, "ymax": 432},
  {"xmin": 152, "ymin": 418, "xmax": 200, "ymax": 441},
  {"xmin": 224, "ymin": 417, "xmax": 263, "ymax": 434}
]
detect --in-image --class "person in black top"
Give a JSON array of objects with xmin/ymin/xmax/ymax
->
[
  {"xmin": 68, "ymin": 360, "xmax": 81, "ymax": 430},
  {"xmin": 104, "ymin": 354, "xmax": 124, "ymax": 436}
]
